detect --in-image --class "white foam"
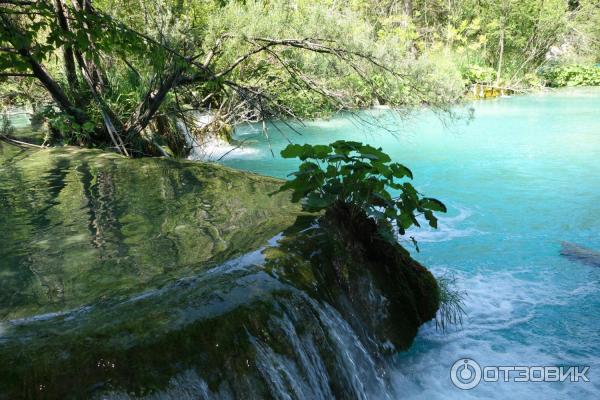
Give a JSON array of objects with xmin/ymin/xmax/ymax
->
[
  {"xmin": 190, "ymin": 135, "xmax": 259, "ymax": 161},
  {"xmin": 177, "ymin": 112, "xmax": 259, "ymax": 161},
  {"xmin": 382, "ymin": 268, "xmax": 600, "ymax": 399},
  {"xmin": 401, "ymin": 205, "xmax": 482, "ymax": 243}
]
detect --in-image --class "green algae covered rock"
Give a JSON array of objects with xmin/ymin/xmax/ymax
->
[
  {"xmin": 263, "ymin": 203, "xmax": 440, "ymax": 355},
  {"xmin": 0, "ymin": 145, "xmax": 301, "ymax": 320},
  {"xmin": 0, "ymin": 144, "xmax": 439, "ymax": 399}
]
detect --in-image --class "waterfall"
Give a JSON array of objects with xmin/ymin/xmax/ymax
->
[
  {"xmin": 177, "ymin": 111, "xmax": 256, "ymax": 161},
  {"xmin": 91, "ymin": 251, "xmax": 402, "ymax": 399}
]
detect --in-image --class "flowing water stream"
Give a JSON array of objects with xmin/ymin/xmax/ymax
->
[
  {"xmin": 217, "ymin": 87, "xmax": 600, "ymax": 398},
  {"xmin": 1, "ymin": 88, "xmax": 599, "ymax": 399}
]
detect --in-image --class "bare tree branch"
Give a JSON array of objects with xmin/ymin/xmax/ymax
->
[
  {"xmin": 0, "ymin": 0, "xmax": 37, "ymax": 5},
  {"xmin": 0, "ymin": 72, "xmax": 35, "ymax": 77}
]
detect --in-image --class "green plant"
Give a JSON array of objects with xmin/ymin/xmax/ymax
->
[
  {"xmin": 40, "ymin": 108, "xmax": 96, "ymax": 144},
  {"xmin": 1, "ymin": 113, "xmax": 15, "ymax": 137},
  {"xmin": 275, "ymin": 141, "xmax": 447, "ymax": 245},
  {"xmin": 435, "ymin": 273, "xmax": 467, "ymax": 332},
  {"xmin": 461, "ymin": 64, "xmax": 496, "ymax": 84},
  {"xmin": 539, "ymin": 64, "xmax": 600, "ymax": 87}
]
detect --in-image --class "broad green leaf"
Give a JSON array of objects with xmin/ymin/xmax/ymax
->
[
  {"xmin": 281, "ymin": 144, "xmax": 304, "ymax": 158},
  {"xmin": 276, "ymin": 140, "xmax": 445, "ymax": 247},
  {"xmin": 303, "ymin": 193, "xmax": 335, "ymax": 211},
  {"xmin": 359, "ymin": 145, "xmax": 391, "ymax": 163},
  {"xmin": 327, "ymin": 154, "xmax": 348, "ymax": 162},
  {"xmin": 390, "ymin": 163, "xmax": 413, "ymax": 179},
  {"xmin": 424, "ymin": 210, "xmax": 438, "ymax": 228},
  {"xmin": 312, "ymin": 145, "xmax": 331, "ymax": 158},
  {"xmin": 419, "ymin": 198, "xmax": 447, "ymax": 213}
]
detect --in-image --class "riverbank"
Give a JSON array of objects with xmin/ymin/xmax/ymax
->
[{"xmin": 5, "ymin": 71, "xmax": 599, "ymax": 160}]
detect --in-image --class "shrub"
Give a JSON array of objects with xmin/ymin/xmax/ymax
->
[
  {"xmin": 461, "ymin": 64, "xmax": 496, "ymax": 84},
  {"xmin": 1, "ymin": 113, "xmax": 15, "ymax": 137},
  {"xmin": 539, "ymin": 64, "xmax": 600, "ymax": 87},
  {"xmin": 275, "ymin": 140, "xmax": 447, "ymax": 245}
]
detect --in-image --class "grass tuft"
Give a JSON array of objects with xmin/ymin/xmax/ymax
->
[{"xmin": 435, "ymin": 273, "xmax": 467, "ymax": 332}]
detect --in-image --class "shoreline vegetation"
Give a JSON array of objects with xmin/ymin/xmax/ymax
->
[
  {"xmin": 1, "ymin": 1, "xmax": 600, "ymax": 158},
  {"xmin": 2, "ymin": 73, "xmax": 599, "ymax": 151}
]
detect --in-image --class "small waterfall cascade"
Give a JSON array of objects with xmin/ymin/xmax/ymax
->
[
  {"xmin": 98, "ymin": 257, "xmax": 401, "ymax": 400},
  {"xmin": 177, "ymin": 111, "xmax": 256, "ymax": 161}
]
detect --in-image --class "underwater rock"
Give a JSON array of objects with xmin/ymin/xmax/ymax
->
[
  {"xmin": 560, "ymin": 241, "xmax": 600, "ymax": 267},
  {"xmin": 0, "ymin": 146, "xmax": 302, "ymax": 320}
]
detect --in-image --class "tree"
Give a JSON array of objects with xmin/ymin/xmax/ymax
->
[{"xmin": 1, "ymin": 0, "xmax": 444, "ymax": 157}]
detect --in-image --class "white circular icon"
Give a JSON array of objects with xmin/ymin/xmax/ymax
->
[{"xmin": 450, "ymin": 358, "xmax": 482, "ymax": 390}]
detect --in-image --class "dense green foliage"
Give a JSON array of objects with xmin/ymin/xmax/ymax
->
[
  {"xmin": 540, "ymin": 64, "xmax": 600, "ymax": 87},
  {"xmin": 276, "ymin": 141, "xmax": 447, "ymax": 245},
  {"xmin": 203, "ymin": 0, "xmax": 463, "ymax": 116},
  {"xmin": 350, "ymin": 0, "xmax": 600, "ymax": 88},
  {"xmin": 1, "ymin": 112, "xmax": 14, "ymax": 136},
  {"xmin": 0, "ymin": 0, "xmax": 460, "ymax": 155},
  {"xmin": 1, "ymin": 0, "xmax": 599, "ymax": 156},
  {"xmin": 1, "ymin": 0, "xmax": 216, "ymax": 154}
]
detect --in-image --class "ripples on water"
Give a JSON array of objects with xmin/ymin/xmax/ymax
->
[
  {"xmin": 1, "ymin": 88, "xmax": 599, "ymax": 399},
  {"xmin": 221, "ymin": 88, "xmax": 600, "ymax": 398},
  {"xmin": 0, "ymin": 145, "xmax": 413, "ymax": 399}
]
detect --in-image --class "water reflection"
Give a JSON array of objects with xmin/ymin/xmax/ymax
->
[{"xmin": 0, "ymin": 145, "xmax": 299, "ymax": 320}]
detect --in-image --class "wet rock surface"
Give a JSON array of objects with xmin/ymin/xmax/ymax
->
[{"xmin": 0, "ymin": 145, "xmax": 439, "ymax": 399}]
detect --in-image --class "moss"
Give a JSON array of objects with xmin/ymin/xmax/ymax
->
[
  {"xmin": 0, "ymin": 147, "xmax": 441, "ymax": 398},
  {"xmin": 0, "ymin": 146, "xmax": 302, "ymax": 320},
  {"xmin": 264, "ymin": 205, "xmax": 441, "ymax": 353}
]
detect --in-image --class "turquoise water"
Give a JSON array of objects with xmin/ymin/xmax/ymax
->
[{"xmin": 222, "ymin": 88, "xmax": 600, "ymax": 398}]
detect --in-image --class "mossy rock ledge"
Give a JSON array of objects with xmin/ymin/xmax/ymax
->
[
  {"xmin": 264, "ymin": 202, "xmax": 440, "ymax": 357},
  {"xmin": 0, "ymin": 146, "xmax": 440, "ymax": 399}
]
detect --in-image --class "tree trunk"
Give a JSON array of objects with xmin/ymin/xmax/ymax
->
[
  {"xmin": 17, "ymin": 48, "xmax": 88, "ymax": 125},
  {"xmin": 496, "ymin": 28, "xmax": 505, "ymax": 86},
  {"xmin": 70, "ymin": 0, "xmax": 107, "ymax": 92},
  {"xmin": 123, "ymin": 68, "xmax": 183, "ymax": 141},
  {"xmin": 53, "ymin": 0, "xmax": 78, "ymax": 93},
  {"xmin": 73, "ymin": 51, "xmax": 129, "ymax": 156},
  {"xmin": 403, "ymin": 0, "xmax": 413, "ymax": 18}
]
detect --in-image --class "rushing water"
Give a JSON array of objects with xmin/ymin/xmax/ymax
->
[
  {"xmin": 0, "ymin": 143, "xmax": 420, "ymax": 398},
  {"xmin": 1, "ymin": 88, "xmax": 599, "ymax": 399},
  {"xmin": 218, "ymin": 87, "xmax": 600, "ymax": 398}
]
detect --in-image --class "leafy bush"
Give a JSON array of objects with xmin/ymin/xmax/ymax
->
[
  {"xmin": 204, "ymin": 0, "xmax": 463, "ymax": 117},
  {"xmin": 461, "ymin": 64, "xmax": 496, "ymax": 84},
  {"xmin": 539, "ymin": 64, "xmax": 600, "ymax": 87},
  {"xmin": 40, "ymin": 107, "xmax": 97, "ymax": 144},
  {"xmin": 1, "ymin": 113, "xmax": 15, "ymax": 137},
  {"xmin": 275, "ymin": 141, "xmax": 447, "ymax": 244}
]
